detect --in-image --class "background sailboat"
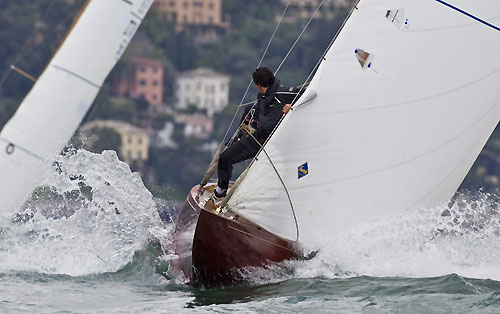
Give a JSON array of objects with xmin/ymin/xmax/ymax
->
[{"xmin": 0, "ymin": 0, "xmax": 154, "ymax": 215}]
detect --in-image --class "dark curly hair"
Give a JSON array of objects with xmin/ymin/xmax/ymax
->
[{"xmin": 252, "ymin": 67, "xmax": 275, "ymax": 87}]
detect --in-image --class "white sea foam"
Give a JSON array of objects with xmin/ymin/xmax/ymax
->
[
  {"xmin": 3, "ymin": 149, "xmax": 498, "ymax": 284},
  {"xmin": 0, "ymin": 149, "xmax": 165, "ymax": 276},
  {"xmin": 235, "ymin": 192, "xmax": 500, "ymax": 285},
  {"xmin": 289, "ymin": 192, "xmax": 500, "ymax": 281}
]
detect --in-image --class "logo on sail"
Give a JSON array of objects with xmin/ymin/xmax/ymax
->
[
  {"xmin": 386, "ymin": 9, "xmax": 409, "ymax": 29},
  {"xmin": 298, "ymin": 162, "xmax": 309, "ymax": 179},
  {"xmin": 355, "ymin": 48, "xmax": 375, "ymax": 71}
]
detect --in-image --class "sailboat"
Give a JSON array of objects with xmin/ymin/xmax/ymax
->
[
  {"xmin": 171, "ymin": 0, "xmax": 500, "ymax": 287},
  {"xmin": 0, "ymin": 0, "xmax": 154, "ymax": 215}
]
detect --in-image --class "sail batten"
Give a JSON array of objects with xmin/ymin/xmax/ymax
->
[{"xmin": 228, "ymin": 0, "xmax": 500, "ymax": 243}]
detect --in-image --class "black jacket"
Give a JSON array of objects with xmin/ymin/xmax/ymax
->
[
  {"xmin": 238, "ymin": 79, "xmax": 303, "ymax": 149},
  {"xmin": 253, "ymin": 79, "xmax": 302, "ymax": 143}
]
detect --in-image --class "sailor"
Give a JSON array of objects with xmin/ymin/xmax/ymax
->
[{"xmin": 214, "ymin": 67, "xmax": 302, "ymax": 198}]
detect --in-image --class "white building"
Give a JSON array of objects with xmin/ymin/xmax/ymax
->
[
  {"xmin": 175, "ymin": 68, "xmax": 230, "ymax": 116},
  {"xmin": 175, "ymin": 113, "xmax": 214, "ymax": 139},
  {"xmin": 154, "ymin": 122, "xmax": 177, "ymax": 149}
]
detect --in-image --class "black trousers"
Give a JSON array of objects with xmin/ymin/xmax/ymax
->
[{"xmin": 217, "ymin": 137, "xmax": 259, "ymax": 189}]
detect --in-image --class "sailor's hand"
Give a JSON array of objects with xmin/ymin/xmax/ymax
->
[
  {"xmin": 240, "ymin": 124, "xmax": 250, "ymax": 133},
  {"xmin": 283, "ymin": 103, "xmax": 292, "ymax": 114}
]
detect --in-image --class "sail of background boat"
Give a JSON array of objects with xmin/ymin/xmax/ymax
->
[{"xmin": 0, "ymin": 0, "xmax": 154, "ymax": 215}]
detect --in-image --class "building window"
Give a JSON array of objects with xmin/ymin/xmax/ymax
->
[
  {"xmin": 209, "ymin": 2, "xmax": 214, "ymax": 10},
  {"xmin": 193, "ymin": 1, "xmax": 203, "ymax": 7},
  {"xmin": 153, "ymin": 80, "xmax": 158, "ymax": 86},
  {"xmin": 139, "ymin": 79, "xmax": 146, "ymax": 86},
  {"xmin": 170, "ymin": 1, "xmax": 175, "ymax": 7},
  {"xmin": 138, "ymin": 151, "xmax": 142, "ymax": 159},
  {"xmin": 184, "ymin": 1, "xmax": 188, "ymax": 8},
  {"xmin": 140, "ymin": 67, "xmax": 146, "ymax": 72},
  {"xmin": 183, "ymin": 15, "xmax": 188, "ymax": 23},
  {"xmin": 138, "ymin": 138, "xmax": 143, "ymax": 145},
  {"xmin": 128, "ymin": 137, "xmax": 133, "ymax": 144},
  {"xmin": 153, "ymin": 94, "xmax": 158, "ymax": 100}
]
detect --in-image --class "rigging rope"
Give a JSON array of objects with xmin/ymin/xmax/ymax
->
[
  {"xmin": 219, "ymin": 0, "xmax": 335, "ymax": 241},
  {"xmin": 244, "ymin": 128, "xmax": 299, "ymax": 241},
  {"xmin": 275, "ymin": 0, "xmax": 326, "ymax": 75},
  {"xmin": 0, "ymin": 0, "xmax": 60, "ymax": 90},
  {"xmin": 220, "ymin": 0, "xmax": 291, "ymax": 146},
  {"xmin": 254, "ymin": 0, "xmax": 360, "ymax": 161},
  {"xmin": 221, "ymin": 0, "xmax": 362, "ymax": 241},
  {"xmin": 200, "ymin": 1, "xmax": 291, "ymax": 187}
]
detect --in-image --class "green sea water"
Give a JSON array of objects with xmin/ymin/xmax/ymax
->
[{"xmin": 2, "ymin": 259, "xmax": 500, "ymax": 313}]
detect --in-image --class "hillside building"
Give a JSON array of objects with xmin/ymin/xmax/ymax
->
[
  {"xmin": 153, "ymin": 0, "xmax": 230, "ymax": 41},
  {"xmin": 113, "ymin": 56, "xmax": 164, "ymax": 111},
  {"xmin": 80, "ymin": 120, "xmax": 149, "ymax": 165},
  {"xmin": 175, "ymin": 68, "xmax": 230, "ymax": 116},
  {"xmin": 279, "ymin": 0, "xmax": 354, "ymax": 22},
  {"xmin": 175, "ymin": 113, "xmax": 214, "ymax": 139}
]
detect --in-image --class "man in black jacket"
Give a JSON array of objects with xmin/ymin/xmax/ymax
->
[{"xmin": 214, "ymin": 67, "xmax": 302, "ymax": 198}]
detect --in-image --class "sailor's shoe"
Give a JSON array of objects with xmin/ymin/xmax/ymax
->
[{"xmin": 214, "ymin": 187, "xmax": 227, "ymax": 198}]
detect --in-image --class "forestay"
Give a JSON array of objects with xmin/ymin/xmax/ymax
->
[
  {"xmin": 228, "ymin": 0, "xmax": 500, "ymax": 243},
  {"xmin": 0, "ymin": 0, "xmax": 154, "ymax": 213}
]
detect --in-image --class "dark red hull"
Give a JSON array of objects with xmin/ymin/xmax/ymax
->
[{"xmin": 171, "ymin": 185, "xmax": 300, "ymax": 288}]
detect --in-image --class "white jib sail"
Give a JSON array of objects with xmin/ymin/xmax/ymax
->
[
  {"xmin": 228, "ymin": 0, "xmax": 500, "ymax": 244},
  {"xmin": 0, "ymin": 0, "xmax": 154, "ymax": 213}
]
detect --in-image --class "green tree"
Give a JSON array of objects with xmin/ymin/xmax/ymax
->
[
  {"xmin": 85, "ymin": 127, "xmax": 122, "ymax": 157},
  {"xmin": 92, "ymin": 97, "xmax": 138, "ymax": 125},
  {"xmin": 0, "ymin": 97, "xmax": 20, "ymax": 129}
]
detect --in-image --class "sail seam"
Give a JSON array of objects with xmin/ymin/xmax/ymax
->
[
  {"xmin": 120, "ymin": 0, "xmax": 133, "ymax": 5},
  {"xmin": 330, "ymin": 66, "xmax": 500, "ymax": 114},
  {"xmin": 52, "ymin": 65, "xmax": 100, "ymax": 89},
  {"xmin": 298, "ymin": 97, "xmax": 500, "ymax": 188},
  {"xmin": 435, "ymin": 0, "xmax": 500, "ymax": 32},
  {"xmin": 131, "ymin": 12, "xmax": 143, "ymax": 21},
  {"xmin": 408, "ymin": 135, "xmax": 490, "ymax": 214},
  {"xmin": 0, "ymin": 137, "xmax": 44, "ymax": 161}
]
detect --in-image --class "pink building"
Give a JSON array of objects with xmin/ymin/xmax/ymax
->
[{"xmin": 113, "ymin": 56, "xmax": 164, "ymax": 110}]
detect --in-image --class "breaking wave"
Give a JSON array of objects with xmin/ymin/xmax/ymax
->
[
  {"xmin": 2, "ymin": 148, "xmax": 499, "ymax": 288},
  {"xmin": 239, "ymin": 191, "xmax": 500, "ymax": 285},
  {"xmin": 0, "ymin": 149, "xmax": 169, "ymax": 277}
]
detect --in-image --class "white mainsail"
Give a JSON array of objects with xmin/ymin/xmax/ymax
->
[
  {"xmin": 0, "ymin": 0, "xmax": 154, "ymax": 213},
  {"xmin": 228, "ymin": 0, "xmax": 500, "ymax": 243}
]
